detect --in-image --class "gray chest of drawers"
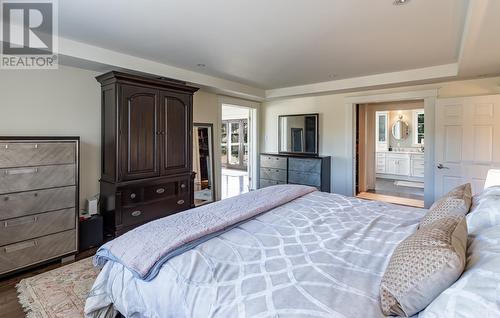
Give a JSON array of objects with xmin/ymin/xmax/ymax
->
[
  {"xmin": 0, "ymin": 137, "xmax": 79, "ymax": 276},
  {"xmin": 259, "ymin": 153, "xmax": 331, "ymax": 192}
]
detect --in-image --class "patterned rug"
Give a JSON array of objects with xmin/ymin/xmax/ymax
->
[{"xmin": 16, "ymin": 257, "xmax": 99, "ymax": 318}]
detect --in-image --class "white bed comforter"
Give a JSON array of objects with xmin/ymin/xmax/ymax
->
[{"xmin": 85, "ymin": 191, "xmax": 426, "ymax": 318}]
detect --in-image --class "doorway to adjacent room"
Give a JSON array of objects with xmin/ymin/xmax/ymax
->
[{"xmin": 221, "ymin": 105, "xmax": 251, "ymax": 199}]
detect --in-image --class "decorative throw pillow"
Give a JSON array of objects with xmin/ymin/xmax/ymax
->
[
  {"xmin": 380, "ymin": 215, "xmax": 468, "ymax": 317},
  {"xmin": 420, "ymin": 183, "xmax": 472, "ymax": 228}
]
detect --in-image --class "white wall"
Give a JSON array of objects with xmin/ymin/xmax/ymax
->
[
  {"xmin": 0, "ymin": 66, "xmax": 101, "ymax": 209},
  {"xmin": 221, "ymin": 105, "xmax": 249, "ymax": 121},
  {"xmin": 193, "ymin": 90, "xmax": 222, "ymax": 200},
  {"xmin": 261, "ymin": 76, "xmax": 500, "ymax": 195},
  {"xmin": 0, "ymin": 65, "xmax": 222, "ymax": 207}
]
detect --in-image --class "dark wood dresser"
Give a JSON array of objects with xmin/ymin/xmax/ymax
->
[
  {"xmin": 259, "ymin": 153, "xmax": 331, "ymax": 192},
  {"xmin": 97, "ymin": 71, "xmax": 199, "ymax": 237},
  {"xmin": 0, "ymin": 137, "xmax": 79, "ymax": 276}
]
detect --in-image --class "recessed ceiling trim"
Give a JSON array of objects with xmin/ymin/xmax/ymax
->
[
  {"xmin": 57, "ymin": 36, "xmax": 266, "ymax": 101},
  {"xmin": 265, "ymin": 63, "xmax": 458, "ymax": 99}
]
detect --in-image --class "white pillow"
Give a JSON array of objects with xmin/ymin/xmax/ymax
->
[
  {"xmin": 484, "ymin": 169, "xmax": 500, "ymax": 189},
  {"xmin": 467, "ymin": 186, "xmax": 500, "ymax": 235}
]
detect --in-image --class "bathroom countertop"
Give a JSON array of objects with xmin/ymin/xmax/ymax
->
[{"xmin": 377, "ymin": 150, "xmax": 425, "ymax": 155}]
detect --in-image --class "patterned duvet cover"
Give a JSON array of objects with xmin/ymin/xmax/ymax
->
[{"xmin": 85, "ymin": 191, "xmax": 427, "ymax": 318}]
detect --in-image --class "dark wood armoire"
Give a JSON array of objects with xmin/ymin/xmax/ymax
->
[{"xmin": 97, "ymin": 71, "xmax": 199, "ymax": 237}]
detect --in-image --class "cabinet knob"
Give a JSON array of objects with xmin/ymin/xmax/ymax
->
[
  {"xmin": 131, "ymin": 210, "xmax": 142, "ymax": 217},
  {"xmin": 156, "ymin": 188, "xmax": 165, "ymax": 194},
  {"xmin": 130, "ymin": 193, "xmax": 136, "ymax": 199},
  {"xmin": 177, "ymin": 200, "xmax": 185, "ymax": 205},
  {"xmin": 180, "ymin": 183, "xmax": 186, "ymax": 189}
]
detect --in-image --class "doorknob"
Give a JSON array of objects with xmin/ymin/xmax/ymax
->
[{"xmin": 437, "ymin": 163, "xmax": 449, "ymax": 169}]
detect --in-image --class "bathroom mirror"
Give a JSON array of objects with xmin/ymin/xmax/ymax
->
[
  {"xmin": 193, "ymin": 123, "xmax": 215, "ymax": 206},
  {"xmin": 392, "ymin": 119, "xmax": 409, "ymax": 140}
]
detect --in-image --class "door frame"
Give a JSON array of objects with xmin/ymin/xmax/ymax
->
[
  {"xmin": 218, "ymin": 96, "xmax": 260, "ymax": 196},
  {"xmin": 345, "ymin": 89, "xmax": 438, "ymax": 208}
]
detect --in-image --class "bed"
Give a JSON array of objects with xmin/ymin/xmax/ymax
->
[{"xmin": 84, "ymin": 185, "xmax": 500, "ymax": 318}]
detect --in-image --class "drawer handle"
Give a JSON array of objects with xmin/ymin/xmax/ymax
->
[
  {"xmin": 4, "ymin": 167, "xmax": 38, "ymax": 175},
  {"xmin": 4, "ymin": 216, "xmax": 38, "ymax": 228},
  {"xmin": 131, "ymin": 210, "xmax": 142, "ymax": 217},
  {"xmin": 177, "ymin": 199, "xmax": 185, "ymax": 205},
  {"xmin": 130, "ymin": 193, "xmax": 136, "ymax": 199},
  {"xmin": 180, "ymin": 183, "xmax": 186, "ymax": 189},
  {"xmin": 156, "ymin": 188, "xmax": 165, "ymax": 194},
  {"xmin": 4, "ymin": 240, "xmax": 37, "ymax": 253}
]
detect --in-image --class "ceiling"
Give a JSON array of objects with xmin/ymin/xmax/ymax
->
[
  {"xmin": 47, "ymin": 0, "xmax": 500, "ymax": 99},
  {"xmin": 58, "ymin": 0, "xmax": 471, "ymax": 89}
]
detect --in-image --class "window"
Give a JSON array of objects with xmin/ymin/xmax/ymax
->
[
  {"xmin": 221, "ymin": 119, "xmax": 248, "ymax": 170},
  {"xmin": 413, "ymin": 109, "xmax": 424, "ymax": 145}
]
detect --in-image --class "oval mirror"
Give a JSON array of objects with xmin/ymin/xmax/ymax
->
[{"xmin": 392, "ymin": 120, "xmax": 409, "ymax": 140}]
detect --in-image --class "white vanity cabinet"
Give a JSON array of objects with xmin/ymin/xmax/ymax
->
[
  {"xmin": 376, "ymin": 152, "xmax": 386, "ymax": 173},
  {"xmin": 385, "ymin": 153, "xmax": 410, "ymax": 176},
  {"xmin": 377, "ymin": 152, "xmax": 424, "ymax": 178},
  {"xmin": 410, "ymin": 153, "xmax": 425, "ymax": 177},
  {"xmin": 375, "ymin": 112, "xmax": 389, "ymax": 152}
]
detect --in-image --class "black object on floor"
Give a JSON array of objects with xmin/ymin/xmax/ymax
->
[{"xmin": 79, "ymin": 215, "xmax": 104, "ymax": 251}]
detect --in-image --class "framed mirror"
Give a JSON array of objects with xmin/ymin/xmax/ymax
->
[
  {"xmin": 193, "ymin": 123, "xmax": 215, "ymax": 206},
  {"xmin": 392, "ymin": 117, "xmax": 409, "ymax": 141},
  {"xmin": 278, "ymin": 113, "xmax": 319, "ymax": 156}
]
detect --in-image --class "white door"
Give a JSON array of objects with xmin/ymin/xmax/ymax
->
[{"xmin": 435, "ymin": 95, "xmax": 500, "ymax": 198}]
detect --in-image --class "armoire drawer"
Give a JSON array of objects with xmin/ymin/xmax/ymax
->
[
  {"xmin": 0, "ymin": 208, "xmax": 75, "ymax": 246},
  {"xmin": 0, "ymin": 164, "xmax": 76, "ymax": 194},
  {"xmin": 122, "ymin": 195, "xmax": 190, "ymax": 227},
  {"xmin": 0, "ymin": 142, "xmax": 75, "ymax": 169},
  {"xmin": 0, "ymin": 186, "xmax": 76, "ymax": 220},
  {"xmin": 288, "ymin": 158, "xmax": 321, "ymax": 173},
  {"xmin": 0, "ymin": 230, "xmax": 76, "ymax": 275},
  {"xmin": 260, "ymin": 155, "xmax": 287, "ymax": 169},
  {"xmin": 288, "ymin": 171, "xmax": 321, "ymax": 187},
  {"xmin": 259, "ymin": 179, "xmax": 286, "ymax": 188},
  {"xmin": 121, "ymin": 177, "xmax": 190, "ymax": 206},
  {"xmin": 260, "ymin": 168, "xmax": 287, "ymax": 182}
]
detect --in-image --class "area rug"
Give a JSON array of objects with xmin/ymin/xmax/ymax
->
[
  {"xmin": 16, "ymin": 257, "xmax": 99, "ymax": 318},
  {"xmin": 394, "ymin": 180, "xmax": 425, "ymax": 189}
]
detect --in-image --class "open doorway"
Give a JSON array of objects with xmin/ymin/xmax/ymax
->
[
  {"xmin": 221, "ymin": 105, "xmax": 250, "ymax": 199},
  {"xmin": 356, "ymin": 100, "xmax": 425, "ymax": 208}
]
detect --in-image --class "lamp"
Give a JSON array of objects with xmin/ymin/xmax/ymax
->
[{"xmin": 484, "ymin": 169, "xmax": 500, "ymax": 189}]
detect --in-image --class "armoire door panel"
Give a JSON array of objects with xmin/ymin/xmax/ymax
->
[
  {"xmin": 120, "ymin": 85, "xmax": 159, "ymax": 181},
  {"xmin": 161, "ymin": 92, "xmax": 191, "ymax": 175}
]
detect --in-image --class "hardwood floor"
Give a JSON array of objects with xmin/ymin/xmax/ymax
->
[
  {"xmin": 0, "ymin": 248, "xmax": 96, "ymax": 318},
  {"xmin": 357, "ymin": 191, "xmax": 425, "ymax": 208}
]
